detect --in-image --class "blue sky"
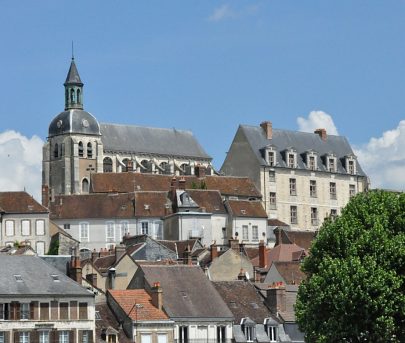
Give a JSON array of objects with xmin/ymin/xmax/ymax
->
[{"xmin": 1, "ymin": 1, "xmax": 405, "ymax": 199}]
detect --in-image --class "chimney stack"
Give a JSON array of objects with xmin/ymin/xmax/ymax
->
[
  {"xmin": 265, "ymin": 283, "xmax": 286, "ymax": 313},
  {"xmin": 91, "ymin": 249, "xmax": 99, "ymax": 262},
  {"xmin": 260, "ymin": 121, "xmax": 273, "ymax": 140},
  {"xmin": 69, "ymin": 252, "xmax": 82, "ymax": 283},
  {"xmin": 229, "ymin": 238, "xmax": 240, "ymax": 252},
  {"xmin": 314, "ymin": 128, "xmax": 327, "ymax": 141},
  {"xmin": 115, "ymin": 245, "xmax": 126, "ymax": 263},
  {"xmin": 183, "ymin": 245, "xmax": 192, "ymax": 265},
  {"xmin": 210, "ymin": 242, "xmax": 218, "ymax": 261},
  {"xmin": 259, "ymin": 240, "xmax": 267, "ymax": 268},
  {"xmin": 151, "ymin": 282, "xmax": 163, "ymax": 311}
]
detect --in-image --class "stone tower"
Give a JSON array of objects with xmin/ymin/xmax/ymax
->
[{"xmin": 42, "ymin": 58, "xmax": 103, "ymax": 204}]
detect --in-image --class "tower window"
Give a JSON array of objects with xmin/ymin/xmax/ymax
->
[
  {"xmin": 78, "ymin": 142, "xmax": 84, "ymax": 157},
  {"xmin": 54, "ymin": 143, "xmax": 59, "ymax": 158},
  {"xmin": 77, "ymin": 88, "xmax": 81, "ymax": 104},
  {"xmin": 82, "ymin": 178, "xmax": 89, "ymax": 193},
  {"xmin": 103, "ymin": 157, "xmax": 113, "ymax": 172},
  {"xmin": 87, "ymin": 142, "xmax": 93, "ymax": 158},
  {"xmin": 70, "ymin": 88, "xmax": 75, "ymax": 103}
]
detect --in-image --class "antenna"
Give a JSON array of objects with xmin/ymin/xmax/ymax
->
[{"xmin": 71, "ymin": 41, "xmax": 74, "ymax": 60}]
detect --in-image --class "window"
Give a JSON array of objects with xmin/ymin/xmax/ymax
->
[
  {"xmin": 349, "ymin": 184, "xmax": 356, "ymax": 198},
  {"xmin": 242, "ymin": 320, "xmax": 255, "ymax": 342},
  {"xmin": 141, "ymin": 160, "xmax": 150, "ymax": 173},
  {"xmin": 20, "ymin": 332, "xmax": 29, "ymax": 343},
  {"xmin": 80, "ymin": 222, "xmax": 89, "ymax": 242},
  {"xmin": 308, "ymin": 155, "xmax": 316, "ymax": 170},
  {"xmin": 288, "ymin": 153, "xmax": 295, "ymax": 168},
  {"xmin": 107, "ymin": 334, "xmax": 117, "ymax": 343},
  {"xmin": 155, "ymin": 222, "xmax": 163, "ymax": 240},
  {"xmin": 310, "ymin": 180, "xmax": 317, "ymax": 198},
  {"xmin": 157, "ymin": 334, "xmax": 167, "ymax": 343},
  {"xmin": 21, "ymin": 220, "xmax": 30, "ymax": 236},
  {"xmin": 40, "ymin": 303, "xmax": 49, "ymax": 320},
  {"xmin": 106, "ymin": 222, "xmax": 115, "ymax": 242},
  {"xmin": 60, "ymin": 302, "xmax": 69, "ymax": 320},
  {"xmin": 141, "ymin": 335, "xmax": 151, "ymax": 343},
  {"xmin": 103, "ymin": 157, "xmax": 113, "ymax": 173},
  {"xmin": 328, "ymin": 158, "xmax": 336, "ymax": 172},
  {"xmin": 0, "ymin": 332, "xmax": 4, "ymax": 343},
  {"xmin": 330, "ymin": 209, "xmax": 337, "ymax": 220},
  {"xmin": 81, "ymin": 332, "xmax": 89, "ymax": 343},
  {"xmin": 289, "ymin": 178, "xmax": 297, "ymax": 196},
  {"xmin": 36, "ymin": 220, "xmax": 45, "ymax": 235},
  {"xmin": 120, "ymin": 221, "xmax": 129, "ymax": 239},
  {"xmin": 252, "ymin": 226, "xmax": 259, "ymax": 241},
  {"xmin": 36, "ymin": 241, "xmax": 45, "ymax": 255},
  {"xmin": 21, "ymin": 303, "xmax": 30, "ymax": 320},
  {"xmin": 87, "ymin": 143, "xmax": 92, "ymax": 158},
  {"xmin": 5, "ymin": 220, "xmax": 14, "ymax": 236},
  {"xmin": 141, "ymin": 222, "xmax": 149, "ymax": 235},
  {"xmin": 217, "ymin": 326, "xmax": 226, "ymax": 343},
  {"xmin": 63, "ymin": 223, "xmax": 70, "ymax": 230},
  {"xmin": 348, "ymin": 160, "xmax": 355, "ymax": 174},
  {"xmin": 268, "ymin": 151, "xmax": 275, "ymax": 166},
  {"xmin": 39, "ymin": 331, "xmax": 49, "ymax": 343},
  {"xmin": 290, "ymin": 206, "xmax": 297, "ymax": 224},
  {"xmin": 54, "ymin": 143, "xmax": 59, "ymax": 158},
  {"xmin": 242, "ymin": 225, "xmax": 249, "ymax": 241},
  {"xmin": 266, "ymin": 325, "xmax": 277, "ymax": 342},
  {"xmin": 269, "ymin": 192, "xmax": 276, "ymax": 210},
  {"xmin": 78, "ymin": 142, "xmax": 84, "ymax": 157},
  {"xmin": 178, "ymin": 326, "xmax": 188, "ymax": 343},
  {"xmin": 79, "ymin": 303, "xmax": 88, "ymax": 319},
  {"xmin": 268, "ymin": 170, "xmax": 275, "ymax": 182},
  {"xmin": 330, "ymin": 182, "xmax": 337, "ymax": 200},
  {"xmin": 311, "ymin": 208, "xmax": 318, "ymax": 226},
  {"xmin": 59, "ymin": 331, "xmax": 69, "ymax": 343},
  {"xmin": 82, "ymin": 178, "xmax": 89, "ymax": 193},
  {"xmin": 77, "ymin": 89, "xmax": 81, "ymax": 103}
]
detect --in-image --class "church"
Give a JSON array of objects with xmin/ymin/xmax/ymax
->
[{"xmin": 42, "ymin": 59, "xmax": 213, "ymax": 201}]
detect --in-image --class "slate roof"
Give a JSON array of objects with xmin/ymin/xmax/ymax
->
[
  {"xmin": 213, "ymin": 281, "xmax": 276, "ymax": 324},
  {"xmin": 64, "ymin": 59, "xmax": 83, "ymax": 85},
  {"xmin": 48, "ymin": 110, "xmax": 101, "ymax": 137},
  {"xmin": 100, "ymin": 123, "xmax": 211, "ymax": 160},
  {"xmin": 157, "ymin": 239, "xmax": 201, "ymax": 258},
  {"xmin": 90, "ymin": 173, "xmax": 261, "ymax": 198},
  {"xmin": 139, "ymin": 265, "xmax": 233, "ymax": 320},
  {"xmin": 268, "ymin": 219, "xmax": 289, "ymax": 227},
  {"xmin": 240, "ymin": 125, "xmax": 367, "ymax": 176},
  {"xmin": 227, "ymin": 200, "xmax": 268, "ymax": 218},
  {"xmin": 0, "ymin": 192, "xmax": 48, "ymax": 214},
  {"xmin": 108, "ymin": 289, "xmax": 169, "ymax": 321},
  {"xmin": 49, "ymin": 193, "xmax": 135, "ymax": 220},
  {"xmin": 96, "ymin": 304, "xmax": 131, "ymax": 343},
  {"xmin": 0, "ymin": 256, "xmax": 92, "ymax": 297}
]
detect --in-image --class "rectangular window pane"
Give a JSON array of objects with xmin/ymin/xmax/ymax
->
[
  {"xmin": 311, "ymin": 208, "xmax": 318, "ymax": 226},
  {"xmin": 310, "ymin": 180, "xmax": 317, "ymax": 198},
  {"xmin": 59, "ymin": 331, "xmax": 69, "ymax": 343},
  {"xmin": 308, "ymin": 155, "xmax": 316, "ymax": 170},
  {"xmin": 289, "ymin": 178, "xmax": 297, "ymax": 196},
  {"xmin": 39, "ymin": 331, "xmax": 49, "ymax": 343},
  {"xmin": 21, "ymin": 303, "xmax": 30, "ymax": 319},
  {"xmin": 242, "ymin": 225, "xmax": 249, "ymax": 240},
  {"xmin": 330, "ymin": 182, "xmax": 337, "ymax": 200},
  {"xmin": 22, "ymin": 220, "xmax": 30, "ymax": 236},
  {"xmin": 36, "ymin": 241, "xmax": 45, "ymax": 255},
  {"xmin": 288, "ymin": 154, "xmax": 295, "ymax": 168},
  {"xmin": 36, "ymin": 220, "xmax": 45, "ymax": 235},
  {"xmin": 157, "ymin": 334, "xmax": 167, "ymax": 343},
  {"xmin": 141, "ymin": 335, "xmax": 151, "ymax": 343},
  {"xmin": 252, "ymin": 226, "xmax": 258, "ymax": 241},
  {"xmin": 268, "ymin": 170, "xmax": 275, "ymax": 182},
  {"xmin": 349, "ymin": 184, "xmax": 356, "ymax": 198},
  {"xmin": 106, "ymin": 222, "xmax": 115, "ymax": 241},
  {"xmin": 290, "ymin": 206, "xmax": 297, "ymax": 224},
  {"xmin": 0, "ymin": 332, "xmax": 4, "ymax": 343},
  {"xmin": 329, "ymin": 158, "xmax": 335, "ymax": 172},
  {"xmin": 120, "ymin": 221, "xmax": 129, "ymax": 239},
  {"xmin": 5, "ymin": 221, "xmax": 14, "ymax": 236},
  {"xmin": 269, "ymin": 192, "xmax": 276, "ymax": 210},
  {"xmin": 20, "ymin": 332, "xmax": 29, "ymax": 343},
  {"xmin": 80, "ymin": 223, "xmax": 89, "ymax": 242},
  {"xmin": 268, "ymin": 151, "xmax": 275, "ymax": 166},
  {"xmin": 141, "ymin": 222, "xmax": 149, "ymax": 235}
]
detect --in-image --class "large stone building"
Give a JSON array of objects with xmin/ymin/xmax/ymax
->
[
  {"xmin": 221, "ymin": 121, "xmax": 369, "ymax": 230},
  {"xmin": 42, "ymin": 59, "xmax": 212, "ymax": 201}
]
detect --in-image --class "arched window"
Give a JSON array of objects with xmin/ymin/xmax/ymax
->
[
  {"xmin": 54, "ymin": 143, "xmax": 59, "ymax": 158},
  {"xmin": 76, "ymin": 89, "xmax": 81, "ymax": 104},
  {"xmin": 122, "ymin": 159, "xmax": 130, "ymax": 172},
  {"xmin": 179, "ymin": 163, "xmax": 189, "ymax": 175},
  {"xmin": 70, "ymin": 88, "xmax": 75, "ymax": 103},
  {"xmin": 140, "ymin": 160, "xmax": 149, "ymax": 173},
  {"xmin": 78, "ymin": 141, "xmax": 84, "ymax": 157},
  {"xmin": 87, "ymin": 142, "xmax": 93, "ymax": 158},
  {"xmin": 159, "ymin": 162, "xmax": 168, "ymax": 174},
  {"xmin": 82, "ymin": 178, "xmax": 89, "ymax": 193},
  {"xmin": 103, "ymin": 157, "xmax": 113, "ymax": 173},
  {"xmin": 65, "ymin": 89, "xmax": 69, "ymax": 105}
]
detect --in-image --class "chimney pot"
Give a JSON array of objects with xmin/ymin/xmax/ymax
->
[{"xmin": 151, "ymin": 282, "xmax": 163, "ymax": 311}]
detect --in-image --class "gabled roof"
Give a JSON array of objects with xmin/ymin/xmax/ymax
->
[
  {"xmin": 0, "ymin": 192, "xmax": 48, "ymax": 214},
  {"xmin": 49, "ymin": 193, "xmax": 135, "ymax": 220},
  {"xmin": 108, "ymin": 289, "xmax": 169, "ymax": 321},
  {"xmin": 0, "ymin": 256, "xmax": 92, "ymax": 297},
  {"xmin": 270, "ymin": 261, "xmax": 306, "ymax": 285},
  {"xmin": 96, "ymin": 304, "xmax": 132, "ymax": 343},
  {"xmin": 227, "ymin": 200, "xmax": 268, "ymax": 218},
  {"xmin": 157, "ymin": 239, "xmax": 202, "ymax": 258},
  {"xmin": 274, "ymin": 228, "xmax": 317, "ymax": 250},
  {"xmin": 213, "ymin": 281, "xmax": 277, "ymax": 323},
  {"xmin": 185, "ymin": 190, "xmax": 226, "ymax": 214},
  {"xmin": 100, "ymin": 123, "xmax": 211, "ymax": 160},
  {"xmin": 239, "ymin": 125, "xmax": 366, "ymax": 176},
  {"xmin": 139, "ymin": 265, "xmax": 233, "ymax": 320}
]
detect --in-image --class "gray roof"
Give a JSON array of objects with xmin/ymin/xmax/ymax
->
[
  {"xmin": 40, "ymin": 255, "xmax": 71, "ymax": 274},
  {"xmin": 64, "ymin": 59, "xmax": 83, "ymax": 85},
  {"xmin": 49, "ymin": 109, "xmax": 101, "ymax": 137},
  {"xmin": 0, "ymin": 256, "xmax": 92, "ymax": 297},
  {"xmin": 240, "ymin": 125, "xmax": 366, "ymax": 176},
  {"xmin": 100, "ymin": 123, "xmax": 211, "ymax": 160},
  {"xmin": 140, "ymin": 265, "xmax": 233, "ymax": 320}
]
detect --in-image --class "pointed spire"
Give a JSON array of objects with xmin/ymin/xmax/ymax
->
[
  {"xmin": 64, "ymin": 59, "xmax": 83, "ymax": 86},
  {"xmin": 64, "ymin": 58, "xmax": 84, "ymax": 110}
]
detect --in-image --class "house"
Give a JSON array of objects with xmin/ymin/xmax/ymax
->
[
  {"xmin": 128, "ymin": 265, "xmax": 234, "ymax": 343},
  {"xmin": 0, "ymin": 255, "xmax": 95, "ymax": 343},
  {"xmin": 42, "ymin": 58, "xmax": 212, "ymax": 201},
  {"xmin": 95, "ymin": 303, "xmax": 131, "ymax": 343},
  {"xmin": 214, "ymin": 280, "xmax": 292, "ymax": 343},
  {"xmin": 123, "ymin": 235, "xmax": 178, "ymax": 261},
  {"xmin": 0, "ymin": 192, "xmax": 50, "ymax": 255},
  {"xmin": 264, "ymin": 261, "xmax": 306, "ymax": 286},
  {"xmin": 107, "ymin": 288, "xmax": 174, "ymax": 343},
  {"xmin": 221, "ymin": 121, "xmax": 369, "ymax": 230},
  {"xmin": 48, "ymin": 220, "xmax": 80, "ymax": 255}
]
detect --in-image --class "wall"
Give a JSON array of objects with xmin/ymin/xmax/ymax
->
[{"xmin": 208, "ymin": 249, "xmax": 254, "ymax": 281}]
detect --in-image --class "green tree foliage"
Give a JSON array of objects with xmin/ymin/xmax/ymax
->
[{"xmin": 296, "ymin": 190, "xmax": 405, "ymax": 342}]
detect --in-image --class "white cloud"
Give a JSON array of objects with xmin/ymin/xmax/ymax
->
[
  {"xmin": 208, "ymin": 4, "xmax": 236, "ymax": 22},
  {"xmin": 297, "ymin": 110, "xmax": 339, "ymax": 135},
  {"xmin": 354, "ymin": 120, "xmax": 405, "ymax": 191},
  {"xmin": 0, "ymin": 130, "xmax": 43, "ymax": 201}
]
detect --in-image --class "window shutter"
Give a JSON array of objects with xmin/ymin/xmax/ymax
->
[
  {"xmin": 50, "ymin": 330, "xmax": 58, "ymax": 343},
  {"xmin": 70, "ymin": 301, "xmax": 78, "ymax": 320},
  {"xmin": 13, "ymin": 332, "xmax": 19, "ymax": 343},
  {"xmin": 88, "ymin": 331, "xmax": 93, "ymax": 343},
  {"xmin": 51, "ymin": 301, "xmax": 58, "ymax": 319},
  {"xmin": 31, "ymin": 301, "xmax": 38, "ymax": 320},
  {"xmin": 78, "ymin": 331, "xmax": 83, "ymax": 343},
  {"xmin": 71, "ymin": 329, "xmax": 76, "ymax": 343},
  {"xmin": 15, "ymin": 302, "xmax": 20, "ymax": 320},
  {"xmin": 31, "ymin": 330, "xmax": 39, "ymax": 343},
  {"xmin": 4, "ymin": 332, "xmax": 10, "ymax": 343},
  {"xmin": 0, "ymin": 304, "xmax": 3, "ymax": 320}
]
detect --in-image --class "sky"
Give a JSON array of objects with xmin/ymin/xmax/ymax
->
[{"xmin": 1, "ymin": 1, "xmax": 405, "ymax": 201}]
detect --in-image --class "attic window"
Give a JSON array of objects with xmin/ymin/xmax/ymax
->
[
  {"xmin": 51, "ymin": 274, "xmax": 60, "ymax": 282},
  {"xmin": 27, "ymin": 205, "xmax": 34, "ymax": 211},
  {"xmin": 95, "ymin": 311, "xmax": 101, "ymax": 320},
  {"xmin": 14, "ymin": 275, "xmax": 23, "ymax": 282},
  {"xmin": 241, "ymin": 209, "xmax": 246, "ymax": 215}
]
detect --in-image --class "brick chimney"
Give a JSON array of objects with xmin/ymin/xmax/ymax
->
[
  {"xmin": 195, "ymin": 165, "xmax": 206, "ymax": 178},
  {"xmin": 265, "ymin": 283, "xmax": 286, "ymax": 313},
  {"xmin": 86, "ymin": 273, "xmax": 97, "ymax": 288},
  {"xmin": 260, "ymin": 121, "xmax": 273, "ymax": 140},
  {"xmin": 41, "ymin": 185, "xmax": 49, "ymax": 208},
  {"xmin": 210, "ymin": 242, "xmax": 218, "ymax": 261},
  {"xmin": 178, "ymin": 177, "xmax": 186, "ymax": 190},
  {"xmin": 183, "ymin": 245, "xmax": 192, "ymax": 265},
  {"xmin": 170, "ymin": 177, "xmax": 178, "ymax": 203},
  {"xmin": 259, "ymin": 240, "xmax": 267, "ymax": 268},
  {"xmin": 151, "ymin": 282, "xmax": 163, "ymax": 311},
  {"xmin": 69, "ymin": 254, "xmax": 82, "ymax": 283},
  {"xmin": 314, "ymin": 128, "xmax": 327, "ymax": 141}
]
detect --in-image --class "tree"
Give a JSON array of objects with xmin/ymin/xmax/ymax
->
[{"xmin": 296, "ymin": 190, "xmax": 405, "ymax": 343}]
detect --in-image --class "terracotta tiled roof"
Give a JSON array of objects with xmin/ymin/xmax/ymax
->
[
  {"xmin": 227, "ymin": 200, "xmax": 268, "ymax": 218},
  {"xmin": 267, "ymin": 219, "xmax": 289, "ymax": 227},
  {"xmin": 185, "ymin": 190, "xmax": 226, "ymax": 214},
  {"xmin": 134, "ymin": 191, "xmax": 172, "ymax": 217},
  {"xmin": 90, "ymin": 173, "xmax": 261, "ymax": 198},
  {"xmin": 49, "ymin": 193, "xmax": 135, "ymax": 220},
  {"xmin": 96, "ymin": 304, "xmax": 132, "ymax": 343},
  {"xmin": 157, "ymin": 239, "xmax": 200, "ymax": 258},
  {"xmin": 93, "ymin": 255, "xmax": 116, "ymax": 272},
  {"xmin": 274, "ymin": 228, "xmax": 317, "ymax": 250},
  {"xmin": 0, "ymin": 192, "xmax": 48, "ymax": 214},
  {"xmin": 108, "ymin": 289, "xmax": 169, "ymax": 321},
  {"xmin": 272, "ymin": 261, "xmax": 306, "ymax": 285}
]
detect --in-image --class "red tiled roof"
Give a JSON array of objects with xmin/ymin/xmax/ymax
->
[
  {"xmin": 185, "ymin": 190, "xmax": 226, "ymax": 214},
  {"xmin": 227, "ymin": 200, "xmax": 267, "ymax": 218},
  {"xmin": 268, "ymin": 219, "xmax": 289, "ymax": 227},
  {"xmin": 271, "ymin": 261, "xmax": 306, "ymax": 285},
  {"xmin": 0, "ymin": 192, "xmax": 48, "ymax": 213},
  {"xmin": 134, "ymin": 192, "xmax": 172, "ymax": 217},
  {"xmin": 108, "ymin": 289, "xmax": 168, "ymax": 321}
]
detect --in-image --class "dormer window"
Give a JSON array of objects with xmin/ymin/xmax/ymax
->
[
  {"xmin": 285, "ymin": 148, "xmax": 297, "ymax": 168},
  {"xmin": 268, "ymin": 151, "xmax": 275, "ymax": 166},
  {"xmin": 326, "ymin": 153, "xmax": 337, "ymax": 172},
  {"xmin": 241, "ymin": 318, "xmax": 256, "ymax": 342},
  {"xmin": 345, "ymin": 155, "xmax": 356, "ymax": 175},
  {"xmin": 288, "ymin": 153, "xmax": 295, "ymax": 168},
  {"xmin": 306, "ymin": 151, "xmax": 317, "ymax": 170},
  {"xmin": 264, "ymin": 318, "xmax": 278, "ymax": 342},
  {"xmin": 264, "ymin": 146, "xmax": 277, "ymax": 167}
]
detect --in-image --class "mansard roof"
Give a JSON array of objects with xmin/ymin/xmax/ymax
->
[
  {"xmin": 100, "ymin": 123, "xmax": 211, "ymax": 160},
  {"xmin": 240, "ymin": 125, "xmax": 367, "ymax": 176}
]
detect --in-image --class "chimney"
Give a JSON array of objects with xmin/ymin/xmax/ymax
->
[
  {"xmin": 151, "ymin": 282, "xmax": 163, "ymax": 311},
  {"xmin": 183, "ymin": 245, "xmax": 192, "ymax": 265},
  {"xmin": 41, "ymin": 185, "xmax": 49, "ymax": 208},
  {"xmin": 179, "ymin": 177, "xmax": 186, "ymax": 190},
  {"xmin": 195, "ymin": 165, "xmax": 206, "ymax": 178},
  {"xmin": 260, "ymin": 121, "xmax": 273, "ymax": 140},
  {"xmin": 229, "ymin": 238, "xmax": 240, "ymax": 252},
  {"xmin": 314, "ymin": 128, "xmax": 327, "ymax": 141},
  {"xmin": 210, "ymin": 242, "xmax": 218, "ymax": 261},
  {"xmin": 265, "ymin": 283, "xmax": 286, "ymax": 314},
  {"xmin": 69, "ymin": 253, "xmax": 82, "ymax": 283},
  {"xmin": 108, "ymin": 268, "xmax": 116, "ymax": 289},
  {"xmin": 259, "ymin": 240, "xmax": 267, "ymax": 268},
  {"xmin": 170, "ymin": 177, "xmax": 177, "ymax": 202},
  {"xmin": 86, "ymin": 273, "xmax": 97, "ymax": 288},
  {"xmin": 115, "ymin": 245, "xmax": 126, "ymax": 263},
  {"xmin": 91, "ymin": 249, "xmax": 99, "ymax": 262},
  {"xmin": 275, "ymin": 228, "xmax": 283, "ymax": 246}
]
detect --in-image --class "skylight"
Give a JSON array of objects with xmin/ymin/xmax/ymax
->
[
  {"xmin": 14, "ymin": 275, "xmax": 23, "ymax": 282},
  {"xmin": 51, "ymin": 274, "xmax": 60, "ymax": 282}
]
